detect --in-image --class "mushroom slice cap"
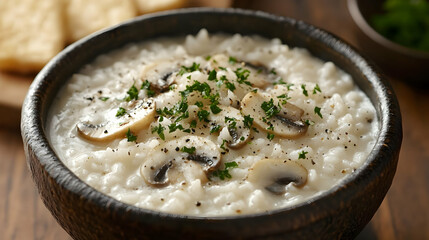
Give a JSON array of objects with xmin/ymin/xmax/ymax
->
[
  {"xmin": 241, "ymin": 92, "xmax": 308, "ymax": 139},
  {"xmin": 76, "ymin": 99, "xmax": 155, "ymax": 142},
  {"xmin": 141, "ymin": 60, "xmax": 179, "ymax": 92},
  {"xmin": 247, "ymin": 158, "xmax": 308, "ymax": 195},
  {"xmin": 208, "ymin": 106, "xmax": 251, "ymax": 149},
  {"xmin": 140, "ymin": 136, "xmax": 221, "ymax": 186}
]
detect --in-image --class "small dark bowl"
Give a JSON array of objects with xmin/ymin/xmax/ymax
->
[
  {"xmin": 21, "ymin": 8, "xmax": 402, "ymax": 239},
  {"xmin": 348, "ymin": 0, "xmax": 429, "ymax": 86}
]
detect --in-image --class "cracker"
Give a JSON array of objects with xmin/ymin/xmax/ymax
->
[
  {"xmin": 64, "ymin": 0, "xmax": 137, "ymax": 42},
  {"xmin": 133, "ymin": 0, "xmax": 188, "ymax": 14},
  {"xmin": 0, "ymin": 0, "xmax": 65, "ymax": 73}
]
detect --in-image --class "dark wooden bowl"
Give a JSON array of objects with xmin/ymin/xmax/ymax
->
[
  {"xmin": 348, "ymin": 0, "xmax": 429, "ymax": 86},
  {"xmin": 21, "ymin": 8, "xmax": 402, "ymax": 240}
]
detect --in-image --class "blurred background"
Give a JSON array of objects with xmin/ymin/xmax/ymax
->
[{"xmin": 1, "ymin": 0, "xmax": 428, "ymax": 239}]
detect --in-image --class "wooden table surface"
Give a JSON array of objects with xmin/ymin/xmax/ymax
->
[{"xmin": 1, "ymin": 0, "xmax": 428, "ymax": 239}]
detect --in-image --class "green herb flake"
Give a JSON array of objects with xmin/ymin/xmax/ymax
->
[
  {"xmin": 210, "ymin": 104, "xmax": 222, "ymax": 114},
  {"xmin": 313, "ymin": 84, "xmax": 322, "ymax": 94},
  {"xmin": 273, "ymin": 78, "xmax": 287, "ymax": 85},
  {"xmin": 270, "ymin": 68, "xmax": 277, "ymax": 75},
  {"xmin": 190, "ymin": 120, "xmax": 197, "ymax": 128},
  {"xmin": 267, "ymin": 133, "xmax": 275, "ymax": 141},
  {"xmin": 212, "ymin": 161, "xmax": 239, "ymax": 180},
  {"xmin": 125, "ymin": 84, "xmax": 139, "ymax": 101},
  {"xmin": 305, "ymin": 119, "xmax": 315, "ymax": 126},
  {"xmin": 195, "ymin": 101, "xmax": 204, "ymax": 108},
  {"xmin": 99, "ymin": 96, "xmax": 109, "ymax": 101},
  {"xmin": 151, "ymin": 124, "xmax": 165, "ymax": 140},
  {"xmin": 301, "ymin": 84, "xmax": 308, "ymax": 97},
  {"xmin": 298, "ymin": 150, "xmax": 308, "ymax": 159},
  {"xmin": 229, "ymin": 56, "xmax": 237, "ymax": 64},
  {"xmin": 126, "ymin": 128, "xmax": 137, "ymax": 142},
  {"xmin": 208, "ymin": 69, "xmax": 217, "ymax": 81},
  {"xmin": 205, "ymin": 55, "xmax": 211, "ymax": 61},
  {"xmin": 243, "ymin": 115, "xmax": 254, "ymax": 129},
  {"xmin": 178, "ymin": 62, "xmax": 200, "ymax": 76},
  {"xmin": 287, "ymin": 83, "xmax": 294, "ymax": 91},
  {"xmin": 261, "ymin": 98, "xmax": 280, "ymax": 119},
  {"xmin": 220, "ymin": 139, "xmax": 228, "ymax": 150},
  {"xmin": 168, "ymin": 122, "xmax": 184, "ymax": 133},
  {"xmin": 224, "ymin": 81, "xmax": 236, "ymax": 92},
  {"xmin": 225, "ymin": 116, "xmax": 237, "ymax": 130},
  {"xmin": 116, "ymin": 107, "xmax": 127, "ymax": 117},
  {"xmin": 197, "ymin": 110, "xmax": 210, "ymax": 122},
  {"xmin": 181, "ymin": 146, "xmax": 196, "ymax": 154},
  {"xmin": 234, "ymin": 68, "xmax": 252, "ymax": 86},
  {"xmin": 314, "ymin": 106, "xmax": 323, "ymax": 119},
  {"xmin": 141, "ymin": 80, "xmax": 155, "ymax": 97},
  {"xmin": 210, "ymin": 124, "xmax": 221, "ymax": 134}
]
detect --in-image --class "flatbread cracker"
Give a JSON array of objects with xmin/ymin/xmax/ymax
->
[
  {"xmin": 134, "ymin": 0, "xmax": 188, "ymax": 14},
  {"xmin": 64, "ymin": 0, "xmax": 137, "ymax": 42},
  {"xmin": 0, "ymin": 0, "xmax": 65, "ymax": 73}
]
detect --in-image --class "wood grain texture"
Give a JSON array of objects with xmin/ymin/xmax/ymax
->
[{"xmin": 1, "ymin": 0, "xmax": 428, "ymax": 239}]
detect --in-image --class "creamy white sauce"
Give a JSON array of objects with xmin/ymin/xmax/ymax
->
[{"xmin": 48, "ymin": 29, "xmax": 379, "ymax": 216}]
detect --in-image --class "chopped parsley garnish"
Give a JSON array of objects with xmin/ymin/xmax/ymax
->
[
  {"xmin": 274, "ymin": 78, "xmax": 287, "ymax": 85},
  {"xmin": 224, "ymin": 81, "xmax": 236, "ymax": 92},
  {"xmin": 229, "ymin": 56, "xmax": 237, "ymax": 64},
  {"xmin": 314, "ymin": 106, "xmax": 323, "ymax": 118},
  {"xmin": 298, "ymin": 150, "xmax": 308, "ymax": 159},
  {"xmin": 178, "ymin": 62, "xmax": 200, "ymax": 76},
  {"xmin": 267, "ymin": 133, "xmax": 275, "ymax": 141},
  {"xmin": 219, "ymin": 66, "xmax": 227, "ymax": 71},
  {"xmin": 313, "ymin": 84, "xmax": 322, "ymax": 94},
  {"xmin": 116, "ymin": 107, "xmax": 127, "ymax": 117},
  {"xmin": 261, "ymin": 98, "xmax": 280, "ymax": 119},
  {"xmin": 208, "ymin": 69, "xmax": 217, "ymax": 81},
  {"xmin": 212, "ymin": 161, "xmax": 239, "ymax": 180},
  {"xmin": 220, "ymin": 139, "xmax": 228, "ymax": 150},
  {"xmin": 126, "ymin": 128, "xmax": 137, "ymax": 142},
  {"xmin": 141, "ymin": 80, "xmax": 155, "ymax": 97},
  {"xmin": 190, "ymin": 120, "xmax": 197, "ymax": 128},
  {"xmin": 287, "ymin": 83, "xmax": 294, "ymax": 91},
  {"xmin": 210, "ymin": 104, "xmax": 222, "ymax": 114},
  {"xmin": 197, "ymin": 110, "xmax": 210, "ymax": 122},
  {"xmin": 168, "ymin": 122, "xmax": 184, "ymax": 133},
  {"xmin": 205, "ymin": 55, "xmax": 211, "ymax": 60},
  {"xmin": 210, "ymin": 124, "xmax": 221, "ymax": 133},
  {"xmin": 225, "ymin": 117, "xmax": 237, "ymax": 130},
  {"xmin": 195, "ymin": 101, "xmax": 204, "ymax": 108},
  {"xmin": 243, "ymin": 115, "xmax": 254, "ymax": 129},
  {"xmin": 217, "ymin": 75, "xmax": 236, "ymax": 91},
  {"xmin": 151, "ymin": 124, "xmax": 165, "ymax": 140},
  {"xmin": 99, "ymin": 97, "xmax": 109, "ymax": 101},
  {"xmin": 125, "ymin": 84, "xmax": 139, "ymax": 101},
  {"xmin": 305, "ymin": 119, "xmax": 315, "ymax": 126},
  {"xmin": 270, "ymin": 68, "xmax": 277, "ymax": 75},
  {"xmin": 301, "ymin": 84, "xmax": 308, "ymax": 97},
  {"xmin": 181, "ymin": 146, "xmax": 196, "ymax": 154},
  {"xmin": 234, "ymin": 68, "xmax": 252, "ymax": 86}
]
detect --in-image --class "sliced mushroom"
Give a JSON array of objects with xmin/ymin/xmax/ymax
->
[
  {"xmin": 76, "ymin": 99, "xmax": 155, "ymax": 142},
  {"xmin": 247, "ymin": 158, "xmax": 308, "ymax": 195},
  {"xmin": 141, "ymin": 60, "xmax": 179, "ymax": 93},
  {"xmin": 209, "ymin": 106, "xmax": 251, "ymax": 149},
  {"xmin": 140, "ymin": 136, "xmax": 221, "ymax": 186},
  {"xmin": 241, "ymin": 92, "xmax": 308, "ymax": 139}
]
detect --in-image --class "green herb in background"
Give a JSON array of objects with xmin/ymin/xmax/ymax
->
[{"xmin": 371, "ymin": 0, "xmax": 429, "ymax": 51}]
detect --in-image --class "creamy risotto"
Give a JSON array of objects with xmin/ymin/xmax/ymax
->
[{"xmin": 48, "ymin": 29, "xmax": 378, "ymax": 216}]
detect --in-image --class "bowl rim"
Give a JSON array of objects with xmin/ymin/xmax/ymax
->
[
  {"xmin": 347, "ymin": 0, "xmax": 429, "ymax": 58},
  {"xmin": 21, "ymin": 7, "xmax": 402, "ymax": 223}
]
